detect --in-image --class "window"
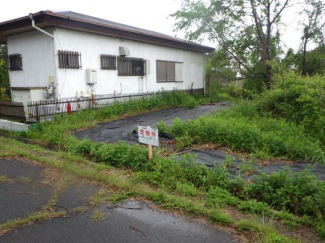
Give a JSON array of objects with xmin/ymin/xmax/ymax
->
[
  {"xmin": 117, "ymin": 57, "xmax": 145, "ymax": 76},
  {"xmin": 58, "ymin": 50, "xmax": 82, "ymax": 69},
  {"xmin": 8, "ymin": 54, "xmax": 22, "ymax": 71},
  {"xmin": 100, "ymin": 55, "xmax": 117, "ymax": 70},
  {"xmin": 156, "ymin": 60, "xmax": 183, "ymax": 82}
]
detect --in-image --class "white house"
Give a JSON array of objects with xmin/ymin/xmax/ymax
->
[{"xmin": 0, "ymin": 11, "xmax": 214, "ymax": 107}]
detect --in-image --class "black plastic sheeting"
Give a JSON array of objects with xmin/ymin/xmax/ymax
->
[
  {"xmin": 75, "ymin": 102, "xmax": 229, "ymax": 144},
  {"xmin": 186, "ymin": 149, "xmax": 325, "ymax": 180}
]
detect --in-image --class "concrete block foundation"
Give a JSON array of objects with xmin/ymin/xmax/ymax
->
[{"xmin": 0, "ymin": 119, "xmax": 30, "ymax": 132}]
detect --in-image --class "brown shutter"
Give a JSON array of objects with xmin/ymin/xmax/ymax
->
[
  {"xmin": 166, "ymin": 62, "xmax": 175, "ymax": 81},
  {"xmin": 157, "ymin": 61, "xmax": 167, "ymax": 82}
]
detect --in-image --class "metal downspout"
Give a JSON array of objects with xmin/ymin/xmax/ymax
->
[{"xmin": 29, "ymin": 13, "xmax": 58, "ymax": 99}]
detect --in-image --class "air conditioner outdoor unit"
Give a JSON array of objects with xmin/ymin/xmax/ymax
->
[
  {"xmin": 119, "ymin": 46, "xmax": 130, "ymax": 56},
  {"xmin": 86, "ymin": 69, "xmax": 97, "ymax": 84}
]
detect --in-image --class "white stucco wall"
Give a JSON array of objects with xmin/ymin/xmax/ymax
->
[
  {"xmin": 53, "ymin": 28, "xmax": 205, "ymax": 98},
  {"xmin": 7, "ymin": 29, "xmax": 55, "ymax": 89}
]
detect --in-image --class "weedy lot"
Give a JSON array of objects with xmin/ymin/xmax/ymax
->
[{"xmin": 2, "ymin": 82, "xmax": 325, "ymax": 243}]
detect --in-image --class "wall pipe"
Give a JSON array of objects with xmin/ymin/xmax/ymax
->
[
  {"xmin": 29, "ymin": 13, "xmax": 55, "ymax": 39},
  {"xmin": 29, "ymin": 13, "xmax": 59, "ymax": 99}
]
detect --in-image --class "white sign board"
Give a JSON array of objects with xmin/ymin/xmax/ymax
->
[{"xmin": 138, "ymin": 126, "xmax": 159, "ymax": 147}]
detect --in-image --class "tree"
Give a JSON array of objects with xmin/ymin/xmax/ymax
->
[
  {"xmin": 300, "ymin": 0, "xmax": 325, "ymax": 76},
  {"xmin": 282, "ymin": 48, "xmax": 299, "ymax": 71},
  {"xmin": 298, "ymin": 45, "xmax": 325, "ymax": 75},
  {"xmin": 206, "ymin": 48, "xmax": 237, "ymax": 82},
  {"xmin": 205, "ymin": 49, "xmax": 238, "ymax": 93},
  {"xmin": 0, "ymin": 44, "xmax": 10, "ymax": 100},
  {"xmin": 172, "ymin": 0, "xmax": 292, "ymax": 89}
]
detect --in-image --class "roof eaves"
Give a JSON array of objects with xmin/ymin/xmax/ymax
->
[
  {"xmin": 44, "ymin": 11, "xmax": 215, "ymax": 53},
  {"xmin": 0, "ymin": 11, "xmax": 215, "ymax": 53}
]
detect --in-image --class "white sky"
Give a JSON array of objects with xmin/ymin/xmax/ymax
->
[{"xmin": 0, "ymin": 0, "xmax": 308, "ymax": 52}]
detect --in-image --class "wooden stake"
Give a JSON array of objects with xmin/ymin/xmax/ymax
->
[
  {"xmin": 147, "ymin": 126, "xmax": 153, "ymax": 161},
  {"xmin": 148, "ymin": 144, "xmax": 153, "ymax": 161}
]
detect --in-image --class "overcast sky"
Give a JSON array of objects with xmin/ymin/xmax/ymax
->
[{"xmin": 0, "ymin": 0, "xmax": 307, "ymax": 52}]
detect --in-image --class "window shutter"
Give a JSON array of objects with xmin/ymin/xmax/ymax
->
[
  {"xmin": 8, "ymin": 54, "xmax": 23, "ymax": 71},
  {"xmin": 157, "ymin": 61, "xmax": 167, "ymax": 82},
  {"xmin": 58, "ymin": 50, "xmax": 81, "ymax": 69},
  {"xmin": 101, "ymin": 55, "xmax": 117, "ymax": 70},
  {"xmin": 117, "ymin": 57, "xmax": 145, "ymax": 76},
  {"xmin": 166, "ymin": 62, "xmax": 175, "ymax": 82}
]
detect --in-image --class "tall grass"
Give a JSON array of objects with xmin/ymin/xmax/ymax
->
[{"xmin": 158, "ymin": 110, "xmax": 322, "ymax": 163}]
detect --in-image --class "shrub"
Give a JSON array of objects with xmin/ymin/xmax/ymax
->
[
  {"xmin": 205, "ymin": 186, "xmax": 239, "ymax": 208},
  {"xmin": 183, "ymin": 95, "xmax": 199, "ymax": 108},
  {"xmin": 175, "ymin": 182, "xmax": 198, "ymax": 196},
  {"xmin": 315, "ymin": 221, "xmax": 325, "ymax": 239},
  {"xmin": 258, "ymin": 73, "xmax": 325, "ymax": 143},
  {"xmin": 66, "ymin": 138, "xmax": 93, "ymax": 155},
  {"xmin": 247, "ymin": 168, "xmax": 325, "ymax": 218},
  {"xmin": 238, "ymin": 199, "xmax": 270, "ymax": 215},
  {"xmin": 89, "ymin": 141, "xmax": 149, "ymax": 171}
]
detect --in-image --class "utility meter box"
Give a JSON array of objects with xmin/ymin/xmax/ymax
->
[{"xmin": 86, "ymin": 69, "xmax": 97, "ymax": 84}]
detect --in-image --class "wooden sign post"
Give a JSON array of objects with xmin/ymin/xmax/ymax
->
[
  {"xmin": 138, "ymin": 126, "xmax": 159, "ymax": 161},
  {"xmin": 147, "ymin": 134, "xmax": 153, "ymax": 161}
]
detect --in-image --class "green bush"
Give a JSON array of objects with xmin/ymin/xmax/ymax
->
[
  {"xmin": 183, "ymin": 95, "xmax": 199, "ymax": 108},
  {"xmin": 258, "ymin": 73, "xmax": 325, "ymax": 143},
  {"xmin": 175, "ymin": 182, "xmax": 198, "ymax": 196},
  {"xmin": 247, "ymin": 168, "xmax": 325, "ymax": 218},
  {"xmin": 66, "ymin": 137, "xmax": 93, "ymax": 155},
  {"xmin": 315, "ymin": 221, "xmax": 325, "ymax": 239},
  {"xmin": 238, "ymin": 199, "xmax": 270, "ymax": 215},
  {"xmin": 205, "ymin": 186, "xmax": 239, "ymax": 208},
  {"xmin": 89, "ymin": 141, "xmax": 149, "ymax": 171}
]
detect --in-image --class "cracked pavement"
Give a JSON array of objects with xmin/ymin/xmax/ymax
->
[{"xmin": 0, "ymin": 158, "xmax": 239, "ymax": 243}]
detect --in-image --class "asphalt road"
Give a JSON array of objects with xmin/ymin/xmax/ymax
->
[{"xmin": 0, "ymin": 158, "xmax": 239, "ymax": 243}]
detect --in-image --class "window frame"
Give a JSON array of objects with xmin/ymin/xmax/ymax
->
[
  {"xmin": 58, "ymin": 50, "xmax": 82, "ymax": 70},
  {"xmin": 156, "ymin": 60, "xmax": 183, "ymax": 83},
  {"xmin": 100, "ymin": 54, "xmax": 117, "ymax": 70},
  {"xmin": 8, "ymin": 54, "xmax": 23, "ymax": 71},
  {"xmin": 117, "ymin": 57, "xmax": 146, "ymax": 76}
]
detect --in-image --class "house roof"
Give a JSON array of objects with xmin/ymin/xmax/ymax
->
[{"xmin": 0, "ymin": 11, "xmax": 215, "ymax": 53}]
